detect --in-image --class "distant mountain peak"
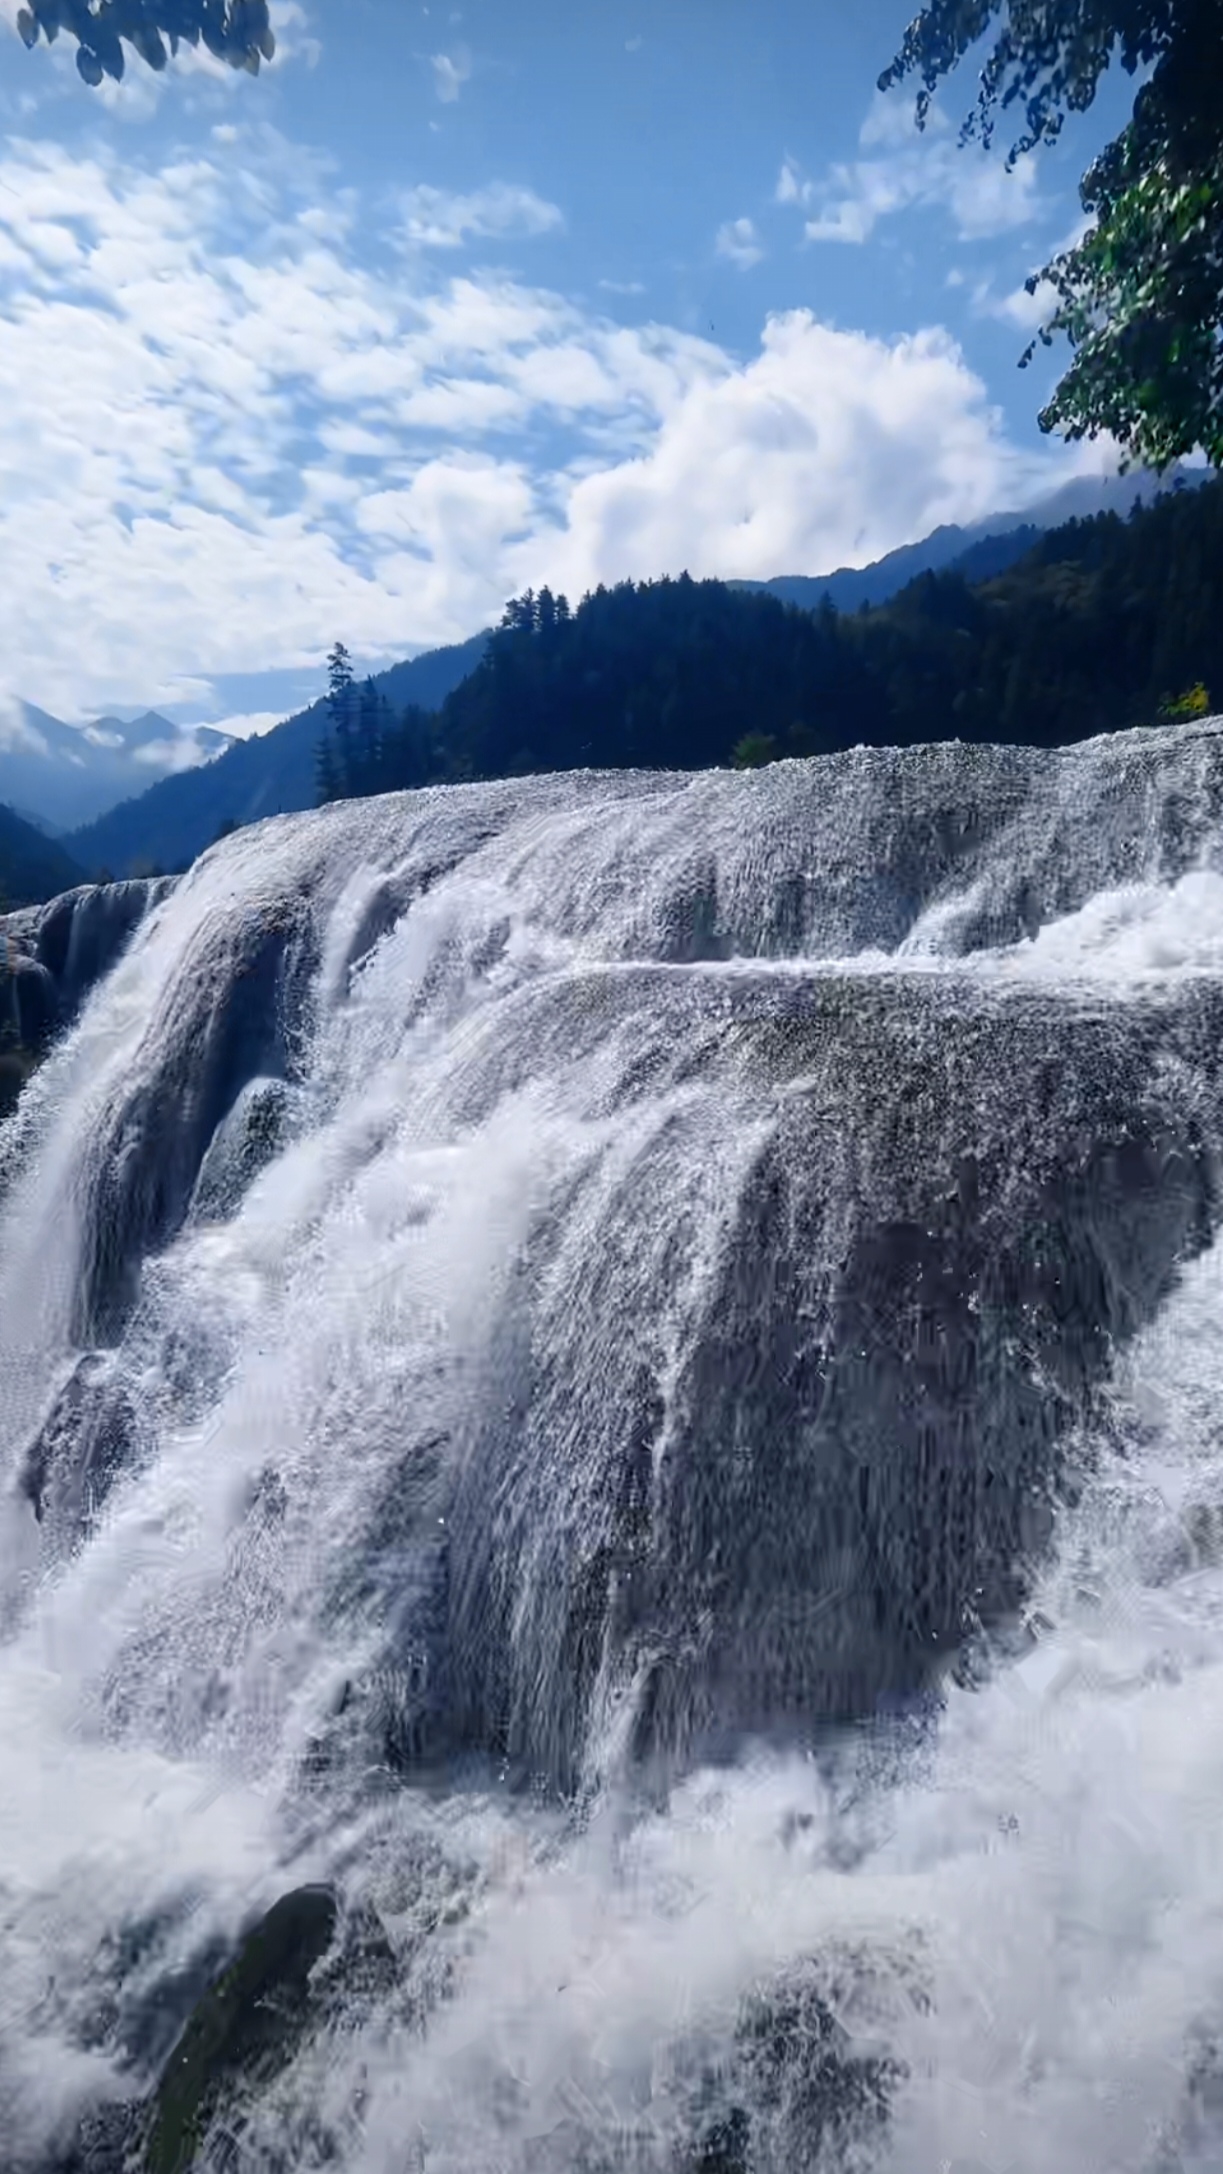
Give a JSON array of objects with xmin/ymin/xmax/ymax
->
[
  {"xmin": 64, "ymin": 632, "xmax": 491, "ymax": 882},
  {"xmin": 0, "ymin": 701, "xmax": 235, "ymax": 832}
]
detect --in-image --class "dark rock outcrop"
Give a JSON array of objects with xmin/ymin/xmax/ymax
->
[
  {"xmin": 1, "ymin": 878, "xmax": 175, "ymax": 1029},
  {"xmin": 71, "ymin": 896, "xmax": 316, "ymax": 1342},
  {"xmin": 1, "ymin": 878, "xmax": 176, "ymax": 1120},
  {"xmin": 443, "ymin": 966, "xmax": 1223, "ymax": 1787},
  {"xmin": 18, "ymin": 1351, "xmax": 142, "ymax": 1551},
  {"xmin": 187, "ymin": 1076, "xmax": 298, "ymax": 1227},
  {"xmin": 144, "ymin": 1886, "xmax": 338, "ymax": 2174}
]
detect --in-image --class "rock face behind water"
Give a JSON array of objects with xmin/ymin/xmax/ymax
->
[
  {"xmin": 440, "ymin": 964, "xmax": 1223, "ymax": 1784},
  {"xmin": 1, "ymin": 879, "xmax": 175, "ymax": 1113}
]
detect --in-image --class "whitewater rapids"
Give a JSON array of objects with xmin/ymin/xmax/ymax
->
[{"xmin": 4, "ymin": 725, "xmax": 1223, "ymax": 2170}]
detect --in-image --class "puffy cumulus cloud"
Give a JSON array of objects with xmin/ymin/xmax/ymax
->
[
  {"xmin": 394, "ymin": 181, "xmax": 564, "ymax": 251},
  {"xmin": 715, "ymin": 216, "xmax": 764, "ymax": 269},
  {"xmin": 0, "ymin": 130, "xmax": 1077, "ymax": 723},
  {"xmin": 779, "ymin": 91, "xmax": 1041, "ymax": 246},
  {"xmin": 356, "ymin": 454, "xmax": 540, "ymax": 632},
  {"xmin": 978, "ymin": 275, "xmax": 1058, "ymax": 330},
  {"xmin": 519, "ymin": 312, "xmax": 1059, "ymax": 599}
]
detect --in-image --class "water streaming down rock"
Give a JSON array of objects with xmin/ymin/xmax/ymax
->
[
  {"xmin": 1, "ymin": 881, "xmax": 176, "ymax": 1123},
  {"xmin": 1, "ymin": 879, "xmax": 176, "ymax": 1039},
  {"xmin": 6, "ymin": 725, "xmax": 1223, "ymax": 2169}
]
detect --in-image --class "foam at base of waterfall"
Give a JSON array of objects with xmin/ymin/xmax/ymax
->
[{"xmin": 260, "ymin": 1233, "xmax": 1223, "ymax": 2174}]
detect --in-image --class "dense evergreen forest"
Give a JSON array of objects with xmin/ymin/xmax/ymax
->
[{"xmin": 317, "ymin": 477, "xmax": 1223, "ymax": 803}]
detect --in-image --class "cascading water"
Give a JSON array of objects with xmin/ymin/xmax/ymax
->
[{"xmin": 6, "ymin": 725, "xmax": 1223, "ymax": 2171}]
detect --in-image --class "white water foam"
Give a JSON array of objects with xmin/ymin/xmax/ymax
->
[{"xmin": 4, "ymin": 748, "xmax": 1223, "ymax": 2169}]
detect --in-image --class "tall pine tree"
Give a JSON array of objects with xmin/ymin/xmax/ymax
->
[{"xmin": 326, "ymin": 640, "xmax": 356, "ymax": 798}]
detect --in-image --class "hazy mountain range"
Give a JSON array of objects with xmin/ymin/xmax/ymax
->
[
  {"xmin": 0, "ymin": 704, "xmax": 235, "ymax": 836},
  {"xmin": 0, "ymin": 461, "xmax": 1205, "ymax": 898},
  {"xmin": 66, "ymin": 636, "xmax": 490, "ymax": 881}
]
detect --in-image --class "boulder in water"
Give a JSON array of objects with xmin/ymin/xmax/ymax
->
[
  {"xmin": 187, "ymin": 1076, "xmax": 296, "ymax": 1226},
  {"xmin": 144, "ymin": 1885, "xmax": 338, "ymax": 2174},
  {"xmin": 18, "ymin": 1352, "xmax": 140, "ymax": 1552}
]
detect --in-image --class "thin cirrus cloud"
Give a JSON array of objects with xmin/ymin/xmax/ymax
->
[
  {"xmin": 778, "ymin": 90, "xmax": 1042, "ymax": 245},
  {"xmin": 0, "ymin": 128, "xmax": 1081, "ymax": 723},
  {"xmin": 395, "ymin": 181, "xmax": 564, "ymax": 251}
]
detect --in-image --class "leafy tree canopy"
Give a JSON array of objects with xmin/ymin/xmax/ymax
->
[
  {"xmin": 14, "ymin": 0, "xmax": 273, "ymax": 85},
  {"xmin": 880, "ymin": 0, "xmax": 1223, "ymax": 469}
]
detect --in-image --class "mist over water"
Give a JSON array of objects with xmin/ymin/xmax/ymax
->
[{"xmin": 6, "ymin": 728, "xmax": 1223, "ymax": 2170}]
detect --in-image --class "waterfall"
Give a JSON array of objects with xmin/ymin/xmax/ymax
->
[{"xmin": 4, "ymin": 725, "xmax": 1223, "ymax": 2172}]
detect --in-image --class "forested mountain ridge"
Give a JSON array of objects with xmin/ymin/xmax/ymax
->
[
  {"xmin": 316, "ymin": 476, "xmax": 1223, "ymax": 802},
  {"xmin": 733, "ymin": 460, "xmax": 1206, "ymax": 615},
  {"xmin": 0, "ymin": 801, "xmax": 88, "ymax": 910},
  {"xmin": 0, "ymin": 703, "xmax": 233, "ymax": 834},
  {"xmin": 58, "ymin": 475, "xmax": 1222, "ymax": 881}
]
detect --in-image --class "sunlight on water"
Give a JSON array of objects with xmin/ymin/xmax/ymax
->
[{"xmin": 4, "ymin": 729, "xmax": 1223, "ymax": 2170}]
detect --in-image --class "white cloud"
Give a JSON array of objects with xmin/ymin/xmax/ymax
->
[
  {"xmin": 981, "ymin": 275, "xmax": 1058, "ymax": 330},
  {"xmin": 775, "ymin": 159, "xmax": 809, "ymax": 209},
  {"xmin": 973, "ymin": 219, "xmax": 1092, "ymax": 329},
  {"xmin": 779, "ymin": 94, "xmax": 1041, "ymax": 246},
  {"xmin": 431, "ymin": 47, "xmax": 471, "ymax": 102},
  {"xmin": 395, "ymin": 181, "xmax": 563, "ymax": 251},
  {"xmin": 130, "ymin": 734, "xmax": 216, "ymax": 770},
  {"xmin": 525, "ymin": 311, "xmax": 1061, "ymax": 602},
  {"xmin": 857, "ymin": 89, "xmax": 950, "ymax": 152},
  {"xmin": 599, "ymin": 278, "xmax": 646, "ymax": 296},
  {"xmin": 0, "ymin": 697, "xmax": 49, "ymax": 755},
  {"xmin": 201, "ymin": 710, "xmax": 293, "ymax": 741},
  {"xmin": 715, "ymin": 216, "xmax": 764, "ymax": 270},
  {"xmin": 0, "ymin": 131, "xmax": 1083, "ymax": 723}
]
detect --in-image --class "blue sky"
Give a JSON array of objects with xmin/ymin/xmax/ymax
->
[{"xmin": 0, "ymin": 0, "xmax": 1143, "ymax": 739}]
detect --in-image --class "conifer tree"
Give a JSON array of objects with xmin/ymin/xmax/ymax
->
[
  {"xmin": 326, "ymin": 641, "xmax": 356, "ymax": 799},
  {"xmin": 315, "ymin": 733, "xmax": 340, "ymax": 808},
  {"xmin": 353, "ymin": 677, "xmax": 378, "ymax": 796}
]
